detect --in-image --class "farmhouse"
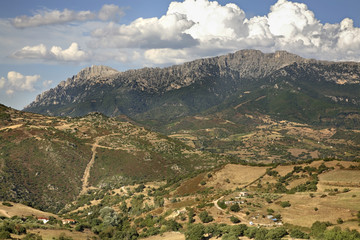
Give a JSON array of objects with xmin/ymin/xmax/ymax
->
[
  {"xmin": 62, "ymin": 219, "xmax": 76, "ymax": 224},
  {"xmin": 37, "ymin": 217, "xmax": 49, "ymax": 224},
  {"xmin": 239, "ymin": 191, "xmax": 248, "ymax": 197},
  {"xmin": 224, "ymin": 200, "xmax": 244, "ymax": 205}
]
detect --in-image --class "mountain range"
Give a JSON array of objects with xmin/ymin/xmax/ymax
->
[{"xmin": 24, "ymin": 49, "xmax": 360, "ymax": 128}]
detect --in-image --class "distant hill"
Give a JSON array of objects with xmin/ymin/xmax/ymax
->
[{"xmin": 24, "ymin": 49, "xmax": 359, "ymax": 129}]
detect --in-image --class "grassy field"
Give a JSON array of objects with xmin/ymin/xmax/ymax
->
[
  {"xmin": 0, "ymin": 202, "xmax": 57, "ymax": 218},
  {"xmin": 26, "ymin": 229, "xmax": 96, "ymax": 240},
  {"xmin": 207, "ymin": 164, "xmax": 268, "ymax": 190},
  {"xmin": 142, "ymin": 231, "xmax": 185, "ymax": 240}
]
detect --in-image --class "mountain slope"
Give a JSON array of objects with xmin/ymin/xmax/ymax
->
[
  {"xmin": 0, "ymin": 104, "xmax": 222, "ymax": 212},
  {"xmin": 24, "ymin": 50, "xmax": 360, "ymax": 129}
]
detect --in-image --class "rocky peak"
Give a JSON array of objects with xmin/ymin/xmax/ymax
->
[{"xmin": 75, "ymin": 65, "xmax": 119, "ymax": 80}]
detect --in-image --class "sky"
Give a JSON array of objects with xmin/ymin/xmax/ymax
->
[{"xmin": 0, "ymin": 0, "xmax": 359, "ymax": 110}]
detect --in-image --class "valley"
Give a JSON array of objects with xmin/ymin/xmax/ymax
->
[{"xmin": 0, "ymin": 49, "xmax": 360, "ymax": 239}]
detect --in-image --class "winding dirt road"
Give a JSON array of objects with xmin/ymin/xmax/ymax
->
[{"xmin": 80, "ymin": 137, "xmax": 101, "ymax": 195}]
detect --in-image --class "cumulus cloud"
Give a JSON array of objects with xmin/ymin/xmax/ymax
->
[
  {"xmin": 135, "ymin": 0, "xmax": 360, "ymax": 63},
  {"xmin": 0, "ymin": 71, "xmax": 40, "ymax": 94},
  {"xmin": 13, "ymin": 42, "xmax": 90, "ymax": 62},
  {"xmin": 98, "ymin": 4, "xmax": 124, "ymax": 21},
  {"xmin": 7, "ymin": 0, "xmax": 360, "ymax": 66},
  {"xmin": 90, "ymin": 13, "xmax": 198, "ymax": 49},
  {"xmin": 11, "ymin": 4, "xmax": 124, "ymax": 28}
]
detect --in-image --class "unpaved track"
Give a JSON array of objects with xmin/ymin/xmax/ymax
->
[
  {"xmin": 80, "ymin": 137, "xmax": 101, "ymax": 195},
  {"xmin": 0, "ymin": 124, "xmax": 23, "ymax": 131},
  {"xmin": 80, "ymin": 133, "xmax": 122, "ymax": 195}
]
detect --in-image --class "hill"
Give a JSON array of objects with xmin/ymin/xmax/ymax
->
[{"xmin": 0, "ymin": 104, "xmax": 222, "ymax": 212}]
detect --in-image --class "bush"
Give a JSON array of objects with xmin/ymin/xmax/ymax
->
[
  {"xmin": 280, "ymin": 201, "xmax": 291, "ymax": 208},
  {"xmin": 230, "ymin": 204, "xmax": 240, "ymax": 212},
  {"xmin": 290, "ymin": 229, "xmax": 309, "ymax": 239},
  {"xmin": 199, "ymin": 211, "xmax": 214, "ymax": 223},
  {"xmin": 185, "ymin": 224, "xmax": 205, "ymax": 240},
  {"xmin": 230, "ymin": 216, "xmax": 240, "ymax": 223},
  {"xmin": 337, "ymin": 218, "xmax": 344, "ymax": 224},
  {"xmin": 187, "ymin": 208, "xmax": 195, "ymax": 224},
  {"xmin": 267, "ymin": 208, "xmax": 274, "ymax": 214},
  {"xmin": 1, "ymin": 202, "xmax": 13, "ymax": 207},
  {"xmin": 217, "ymin": 201, "xmax": 227, "ymax": 210},
  {"xmin": 0, "ymin": 231, "xmax": 11, "ymax": 240},
  {"xmin": 23, "ymin": 233, "xmax": 43, "ymax": 240},
  {"xmin": 265, "ymin": 227, "xmax": 287, "ymax": 240}
]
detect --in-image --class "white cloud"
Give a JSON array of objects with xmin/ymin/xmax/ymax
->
[
  {"xmin": 98, "ymin": 4, "xmax": 124, "ymax": 21},
  {"xmin": 43, "ymin": 80, "xmax": 53, "ymax": 87},
  {"xmin": 167, "ymin": 0, "xmax": 248, "ymax": 40},
  {"xmin": 144, "ymin": 48, "xmax": 190, "ymax": 65},
  {"xmin": 12, "ymin": 9, "xmax": 96, "ymax": 28},
  {"xmin": 13, "ymin": 42, "xmax": 90, "ymax": 62},
  {"xmin": 0, "ymin": 71, "xmax": 40, "ymax": 94},
  {"xmin": 5, "ymin": 0, "xmax": 360, "ymax": 67},
  {"xmin": 11, "ymin": 4, "xmax": 124, "ymax": 28},
  {"xmin": 90, "ymin": 13, "xmax": 198, "ymax": 49},
  {"xmin": 50, "ymin": 42, "xmax": 88, "ymax": 61}
]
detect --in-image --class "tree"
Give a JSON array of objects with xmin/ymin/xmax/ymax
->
[
  {"xmin": 230, "ymin": 216, "xmax": 240, "ymax": 223},
  {"xmin": 100, "ymin": 207, "xmax": 119, "ymax": 226},
  {"xmin": 199, "ymin": 211, "xmax": 214, "ymax": 223},
  {"xmin": 230, "ymin": 224, "xmax": 247, "ymax": 237},
  {"xmin": 185, "ymin": 224, "xmax": 205, "ymax": 240},
  {"xmin": 254, "ymin": 228, "xmax": 268, "ymax": 240},
  {"xmin": 311, "ymin": 221, "xmax": 331, "ymax": 239},
  {"xmin": 217, "ymin": 200, "xmax": 227, "ymax": 209},
  {"xmin": 221, "ymin": 233, "xmax": 238, "ymax": 240},
  {"xmin": 0, "ymin": 231, "xmax": 11, "ymax": 240},
  {"xmin": 187, "ymin": 208, "xmax": 195, "ymax": 224},
  {"xmin": 290, "ymin": 229, "xmax": 309, "ymax": 239},
  {"xmin": 230, "ymin": 204, "xmax": 240, "ymax": 212},
  {"xmin": 154, "ymin": 196, "xmax": 164, "ymax": 207},
  {"xmin": 265, "ymin": 227, "xmax": 287, "ymax": 240}
]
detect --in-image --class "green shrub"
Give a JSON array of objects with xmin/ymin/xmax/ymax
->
[
  {"xmin": 280, "ymin": 201, "xmax": 291, "ymax": 208},
  {"xmin": 217, "ymin": 201, "xmax": 227, "ymax": 210},
  {"xmin": 199, "ymin": 211, "xmax": 214, "ymax": 223},
  {"xmin": 185, "ymin": 224, "xmax": 205, "ymax": 240},
  {"xmin": 230, "ymin": 216, "xmax": 240, "ymax": 224},
  {"xmin": 0, "ymin": 231, "xmax": 11, "ymax": 239},
  {"xmin": 230, "ymin": 204, "xmax": 240, "ymax": 212},
  {"xmin": 1, "ymin": 202, "xmax": 13, "ymax": 207},
  {"xmin": 290, "ymin": 229, "xmax": 309, "ymax": 239}
]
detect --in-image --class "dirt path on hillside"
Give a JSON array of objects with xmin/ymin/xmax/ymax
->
[
  {"xmin": 0, "ymin": 124, "xmax": 23, "ymax": 131},
  {"xmin": 80, "ymin": 133, "xmax": 124, "ymax": 196},
  {"xmin": 80, "ymin": 137, "xmax": 101, "ymax": 195}
]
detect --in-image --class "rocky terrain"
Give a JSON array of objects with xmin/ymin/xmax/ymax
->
[{"xmin": 23, "ymin": 50, "xmax": 360, "ymax": 126}]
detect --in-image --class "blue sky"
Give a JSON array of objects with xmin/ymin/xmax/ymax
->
[{"xmin": 0, "ymin": 0, "xmax": 359, "ymax": 110}]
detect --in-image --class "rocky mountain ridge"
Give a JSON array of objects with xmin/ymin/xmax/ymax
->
[
  {"xmin": 25, "ymin": 50, "xmax": 308, "ymax": 107},
  {"xmin": 24, "ymin": 49, "xmax": 360, "ymax": 127}
]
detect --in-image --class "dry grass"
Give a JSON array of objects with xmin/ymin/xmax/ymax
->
[
  {"xmin": 274, "ymin": 188, "xmax": 360, "ymax": 228},
  {"xmin": 319, "ymin": 170, "xmax": 360, "ymax": 184},
  {"xmin": 207, "ymin": 164, "xmax": 267, "ymax": 190},
  {"xmin": 142, "ymin": 231, "xmax": 185, "ymax": 240},
  {"xmin": 174, "ymin": 173, "xmax": 206, "ymax": 195},
  {"xmin": 27, "ymin": 229, "xmax": 96, "ymax": 240},
  {"xmin": 0, "ymin": 202, "xmax": 57, "ymax": 218},
  {"xmin": 287, "ymin": 177, "xmax": 310, "ymax": 189}
]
